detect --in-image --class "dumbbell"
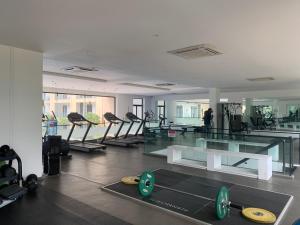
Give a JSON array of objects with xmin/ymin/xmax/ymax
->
[
  {"xmin": 0, "ymin": 164, "xmax": 16, "ymax": 178},
  {"xmin": 121, "ymin": 171, "xmax": 277, "ymax": 224},
  {"xmin": 0, "ymin": 145, "xmax": 15, "ymax": 157},
  {"xmin": 23, "ymin": 174, "xmax": 38, "ymax": 193}
]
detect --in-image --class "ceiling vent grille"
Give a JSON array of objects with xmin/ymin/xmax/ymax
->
[
  {"xmin": 155, "ymin": 83, "xmax": 175, "ymax": 87},
  {"xmin": 63, "ymin": 66, "xmax": 98, "ymax": 72},
  {"xmin": 167, "ymin": 44, "xmax": 222, "ymax": 59},
  {"xmin": 43, "ymin": 71, "xmax": 107, "ymax": 83},
  {"xmin": 247, "ymin": 77, "xmax": 274, "ymax": 82},
  {"xmin": 121, "ymin": 83, "xmax": 170, "ymax": 91}
]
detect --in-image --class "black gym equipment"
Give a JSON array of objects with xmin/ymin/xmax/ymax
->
[
  {"xmin": 67, "ymin": 112, "xmax": 106, "ymax": 152},
  {"xmin": 23, "ymin": 174, "xmax": 38, "ymax": 193},
  {"xmin": 0, "ymin": 145, "xmax": 15, "ymax": 157},
  {"xmin": 103, "ymin": 169, "xmax": 292, "ymax": 225},
  {"xmin": 217, "ymin": 103, "xmax": 248, "ymax": 133},
  {"xmin": 42, "ymin": 112, "xmax": 71, "ymax": 158},
  {"xmin": 0, "ymin": 164, "xmax": 16, "ymax": 178},
  {"xmin": 43, "ymin": 135, "xmax": 62, "ymax": 176},
  {"xmin": 100, "ymin": 112, "xmax": 140, "ymax": 147},
  {"xmin": 0, "ymin": 145, "xmax": 38, "ymax": 208},
  {"xmin": 123, "ymin": 112, "xmax": 148, "ymax": 143}
]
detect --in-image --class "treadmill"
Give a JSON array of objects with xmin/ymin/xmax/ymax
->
[
  {"xmin": 100, "ymin": 112, "xmax": 140, "ymax": 147},
  {"xmin": 67, "ymin": 112, "xmax": 106, "ymax": 152},
  {"xmin": 123, "ymin": 112, "xmax": 147, "ymax": 143}
]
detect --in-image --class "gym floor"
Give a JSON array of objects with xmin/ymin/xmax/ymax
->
[{"xmin": 2, "ymin": 145, "xmax": 300, "ymax": 225}]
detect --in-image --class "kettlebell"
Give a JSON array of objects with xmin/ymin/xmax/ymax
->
[{"xmin": 0, "ymin": 164, "xmax": 16, "ymax": 178}]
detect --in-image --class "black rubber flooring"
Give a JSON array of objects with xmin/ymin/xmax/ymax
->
[
  {"xmin": 0, "ymin": 186, "xmax": 131, "ymax": 225},
  {"xmin": 103, "ymin": 169, "xmax": 293, "ymax": 225}
]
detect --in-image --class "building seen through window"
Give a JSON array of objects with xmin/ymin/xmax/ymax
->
[{"xmin": 43, "ymin": 93, "xmax": 115, "ymax": 125}]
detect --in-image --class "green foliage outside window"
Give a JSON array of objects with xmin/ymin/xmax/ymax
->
[
  {"xmin": 57, "ymin": 117, "xmax": 69, "ymax": 125},
  {"xmin": 85, "ymin": 112, "xmax": 100, "ymax": 124}
]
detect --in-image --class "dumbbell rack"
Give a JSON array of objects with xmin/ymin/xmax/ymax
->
[{"xmin": 0, "ymin": 152, "xmax": 24, "ymax": 208}]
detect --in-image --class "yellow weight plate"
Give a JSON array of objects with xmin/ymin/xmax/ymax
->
[
  {"xmin": 242, "ymin": 208, "xmax": 276, "ymax": 224},
  {"xmin": 121, "ymin": 176, "xmax": 139, "ymax": 185}
]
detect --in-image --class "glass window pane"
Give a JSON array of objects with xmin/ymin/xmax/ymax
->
[
  {"xmin": 136, "ymin": 106, "xmax": 143, "ymax": 119},
  {"xmin": 133, "ymin": 98, "xmax": 143, "ymax": 105},
  {"xmin": 157, "ymin": 100, "xmax": 165, "ymax": 106},
  {"xmin": 43, "ymin": 93, "xmax": 115, "ymax": 127}
]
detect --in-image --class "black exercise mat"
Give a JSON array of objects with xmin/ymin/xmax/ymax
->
[
  {"xmin": 103, "ymin": 169, "xmax": 293, "ymax": 225},
  {"xmin": 0, "ymin": 186, "xmax": 131, "ymax": 225}
]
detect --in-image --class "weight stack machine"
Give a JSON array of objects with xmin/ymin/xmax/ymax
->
[{"xmin": 217, "ymin": 103, "xmax": 243, "ymax": 135}]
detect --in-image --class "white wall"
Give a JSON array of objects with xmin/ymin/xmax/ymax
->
[
  {"xmin": 116, "ymin": 94, "xmax": 133, "ymax": 119},
  {"xmin": 0, "ymin": 45, "xmax": 43, "ymax": 177}
]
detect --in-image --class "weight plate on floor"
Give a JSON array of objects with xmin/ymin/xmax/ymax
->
[
  {"xmin": 24, "ymin": 174, "xmax": 38, "ymax": 192},
  {"xmin": 138, "ymin": 171, "xmax": 155, "ymax": 197},
  {"xmin": 242, "ymin": 208, "xmax": 276, "ymax": 224},
  {"xmin": 215, "ymin": 186, "xmax": 230, "ymax": 220},
  {"xmin": 121, "ymin": 176, "xmax": 139, "ymax": 185}
]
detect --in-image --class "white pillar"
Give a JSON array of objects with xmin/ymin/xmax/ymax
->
[
  {"xmin": 209, "ymin": 88, "xmax": 220, "ymax": 128},
  {"xmin": 272, "ymin": 99, "xmax": 279, "ymax": 119},
  {"xmin": 0, "ymin": 45, "xmax": 43, "ymax": 177},
  {"xmin": 166, "ymin": 100, "xmax": 176, "ymax": 124}
]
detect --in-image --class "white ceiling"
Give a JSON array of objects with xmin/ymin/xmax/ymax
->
[{"xmin": 1, "ymin": 0, "xmax": 300, "ymax": 94}]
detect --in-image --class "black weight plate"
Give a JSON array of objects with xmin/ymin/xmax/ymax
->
[{"xmin": 25, "ymin": 174, "xmax": 38, "ymax": 192}]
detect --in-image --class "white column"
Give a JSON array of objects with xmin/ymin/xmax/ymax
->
[
  {"xmin": 0, "ymin": 45, "xmax": 43, "ymax": 177},
  {"xmin": 209, "ymin": 88, "xmax": 220, "ymax": 128},
  {"xmin": 166, "ymin": 100, "xmax": 176, "ymax": 124},
  {"xmin": 272, "ymin": 99, "xmax": 279, "ymax": 119}
]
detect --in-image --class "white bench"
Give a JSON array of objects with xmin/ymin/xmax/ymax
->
[
  {"xmin": 167, "ymin": 145, "xmax": 272, "ymax": 180},
  {"xmin": 196, "ymin": 138, "xmax": 279, "ymax": 161}
]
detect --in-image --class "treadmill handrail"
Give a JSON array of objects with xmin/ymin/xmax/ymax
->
[
  {"xmin": 68, "ymin": 112, "xmax": 100, "ymax": 126},
  {"xmin": 104, "ymin": 112, "xmax": 130, "ymax": 124},
  {"xmin": 126, "ymin": 112, "xmax": 142, "ymax": 122}
]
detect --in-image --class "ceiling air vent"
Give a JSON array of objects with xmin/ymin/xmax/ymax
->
[
  {"xmin": 247, "ymin": 77, "xmax": 274, "ymax": 82},
  {"xmin": 121, "ymin": 83, "xmax": 170, "ymax": 91},
  {"xmin": 43, "ymin": 71, "xmax": 107, "ymax": 83},
  {"xmin": 155, "ymin": 83, "xmax": 175, "ymax": 87},
  {"xmin": 167, "ymin": 44, "xmax": 222, "ymax": 59},
  {"xmin": 63, "ymin": 66, "xmax": 98, "ymax": 72}
]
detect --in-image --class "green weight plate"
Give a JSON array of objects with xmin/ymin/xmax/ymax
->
[
  {"xmin": 215, "ymin": 186, "xmax": 230, "ymax": 220},
  {"xmin": 138, "ymin": 171, "xmax": 155, "ymax": 197}
]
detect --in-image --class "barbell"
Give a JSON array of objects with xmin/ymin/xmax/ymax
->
[{"xmin": 121, "ymin": 171, "xmax": 276, "ymax": 224}]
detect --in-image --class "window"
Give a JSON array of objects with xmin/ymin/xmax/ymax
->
[
  {"xmin": 191, "ymin": 106, "xmax": 198, "ymax": 118},
  {"xmin": 43, "ymin": 92, "xmax": 115, "ymax": 125},
  {"xmin": 157, "ymin": 100, "xmax": 165, "ymax": 122},
  {"xmin": 79, "ymin": 103, "xmax": 84, "ymax": 114},
  {"xmin": 87, "ymin": 103, "xmax": 93, "ymax": 113},
  {"xmin": 56, "ymin": 94, "xmax": 68, "ymax": 100},
  {"xmin": 62, "ymin": 105, "xmax": 68, "ymax": 117},
  {"xmin": 133, "ymin": 98, "xmax": 143, "ymax": 119},
  {"xmin": 176, "ymin": 105, "xmax": 183, "ymax": 118}
]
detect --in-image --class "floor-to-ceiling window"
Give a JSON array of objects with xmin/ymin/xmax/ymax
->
[
  {"xmin": 157, "ymin": 100, "xmax": 166, "ymax": 124},
  {"xmin": 132, "ymin": 98, "xmax": 144, "ymax": 119},
  {"xmin": 42, "ymin": 92, "xmax": 116, "ymax": 140}
]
